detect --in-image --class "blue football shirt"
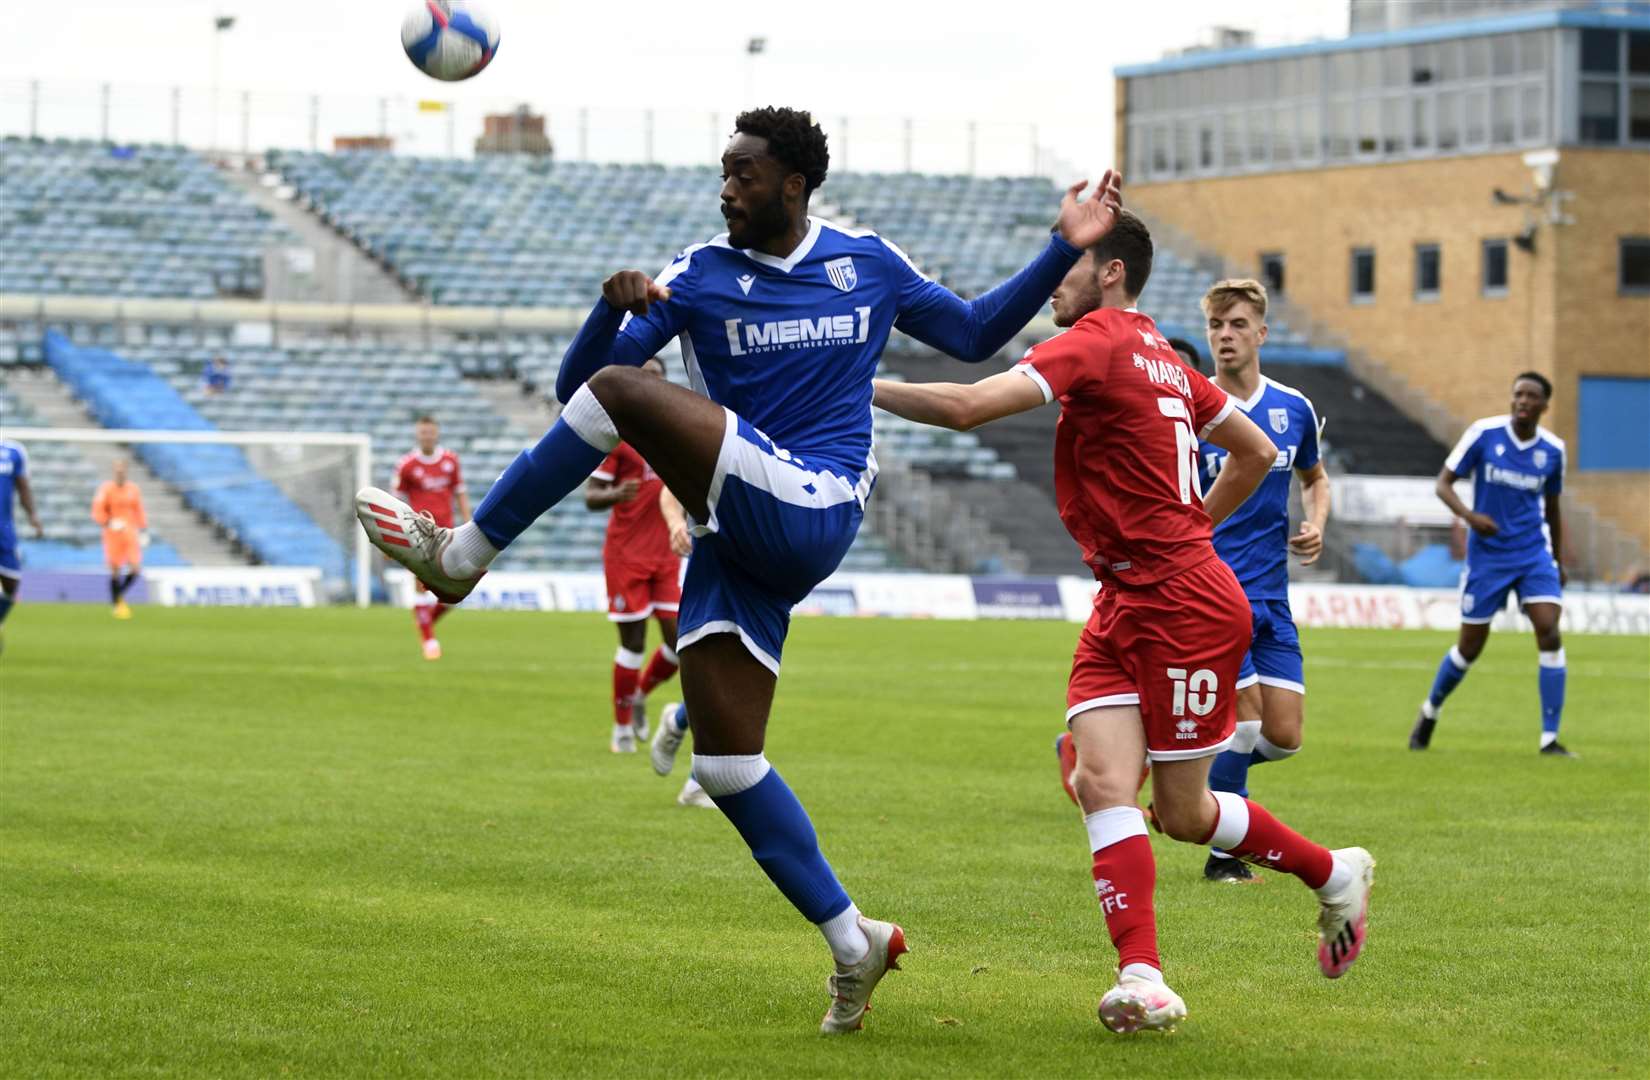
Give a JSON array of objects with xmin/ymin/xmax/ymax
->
[
  {"xmin": 1444, "ymin": 416, "xmax": 1564, "ymax": 568},
  {"xmin": 1197, "ymin": 377, "xmax": 1321, "ymax": 600},
  {"xmin": 0, "ymin": 439, "xmax": 27, "ymax": 539},
  {"xmin": 616, "ymin": 217, "xmax": 1006, "ymax": 486}
]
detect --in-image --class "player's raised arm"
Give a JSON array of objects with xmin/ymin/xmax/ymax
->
[
  {"xmin": 553, "ymin": 269, "xmax": 680, "ymax": 404},
  {"xmin": 871, "ymin": 370, "xmax": 1047, "ymax": 432},
  {"xmin": 1201, "ymin": 409, "xmax": 1277, "ymax": 527},
  {"xmin": 887, "ymin": 172, "xmax": 1123, "ymax": 363}
]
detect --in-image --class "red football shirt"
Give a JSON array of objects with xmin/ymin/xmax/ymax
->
[
  {"xmin": 592, "ymin": 442, "xmax": 673, "ymax": 565},
  {"xmin": 394, "ymin": 448, "xmax": 464, "ymax": 528},
  {"xmin": 1015, "ymin": 307, "xmax": 1234, "ymax": 587}
]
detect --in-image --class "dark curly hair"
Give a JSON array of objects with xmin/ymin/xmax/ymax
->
[{"xmin": 734, "ymin": 107, "xmax": 829, "ymax": 193}]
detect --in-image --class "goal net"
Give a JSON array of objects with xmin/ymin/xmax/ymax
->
[{"xmin": 0, "ymin": 425, "xmax": 372, "ymax": 606}]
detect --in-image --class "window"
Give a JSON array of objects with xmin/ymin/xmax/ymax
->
[
  {"xmin": 1358, "ymin": 98, "xmax": 1381, "ymax": 155},
  {"xmin": 1623, "ymin": 237, "xmax": 1650, "ymax": 294},
  {"xmin": 1520, "ymin": 84, "xmax": 1545, "ymax": 142},
  {"xmin": 1247, "ymin": 106, "xmax": 1270, "ymax": 166},
  {"xmin": 1351, "ymin": 247, "xmax": 1376, "ymax": 302},
  {"xmin": 1581, "ymin": 29, "xmax": 1620, "ymax": 74},
  {"xmin": 1437, "ymin": 90, "xmax": 1462, "ymax": 150},
  {"xmin": 1581, "ymin": 81, "xmax": 1622, "ymax": 142},
  {"xmin": 1632, "ymin": 87, "xmax": 1650, "ymax": 142},
  {"xmin": 1482, "ymin": 238, "xmax": 1509, "ymax": 296},
  {"xmin": 1632, "ymin": 31, "xmax": 1650, "ymax": 75},
  {"xmin": 1491, "ymin": 86, "xmax": 1517, "ymax": 146},
  {"xmin": 1464, "ymin": 89, "xmax": 1490, "ymax": 147},
  {"xmin": 1415, "ymin": 243, "xmax": 1442, "ymax": 300},
  {"xmin": 1328, "ymin": 100, "xmax": 1354, "ymax": 160},
  {"xmin": 1272, "ymin": 105, "xmax": 1295, "ymax": 166},
  {"xmin": 1222, "ymin": 112, "xmax": 1243, "ymax": 169},
  {"xmin": 1261, "ymin": 252, "xmax": 1286, "ymax": 295},
  {"xmin": 1382, "ymin": 96, "xmax": 1406, "ymax": 153},
  {"xmin": 1491, "ymin": 34, "xmax": 1517, "ymax": 77}
]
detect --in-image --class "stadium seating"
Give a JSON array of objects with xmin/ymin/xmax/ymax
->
[
  {"xmin": 42, "ymin": 333, "xmax": 345, "ymax": 581},
  {"xmin": 0, "ymin": 139, "xmax": 290, "ymax": 299},
  {"xmin": 0, "ymin": 383, "xmax": 187, "ymax": 569}
]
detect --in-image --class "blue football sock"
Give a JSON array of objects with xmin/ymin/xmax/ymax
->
[
  {"xmin": 708, "ymin": 769, "xmax": 852, "ymax": 924},
  {"xmin": 472, "ymin": 387, "xmax": 616, "ymax": 550},
  {"xmin": 0, "ymin": 593, "xmax": 13, "ymax": 627},
  {"xmin": 1208, "ymin": 749, "xmax": 1251, "ymax": 800},
  {"xmin": 1427, "ymin": 646, "xmax": 1473, "ymax": 711},
  {"xmin": 1539, "ymin": 648, "xmax": 1566, "ymax": 741},
  {"xmin": 671, "ymin": 707, "xmax": 690, "ymax": 735}
]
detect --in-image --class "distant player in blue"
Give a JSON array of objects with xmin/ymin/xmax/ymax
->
[
  {"xmin": 0, "ymin": 438, "xmax": 47, "ymax": 647},
  {"xmin": 1191, "ymin": 280, "xmax": 1333, "ymax": 883},
  {"xmin": 354, "ymin": 107, "xmax": 1124, "ymax": 1031},
  {"xmin": 1410, "ymin": 372, "xmax": 1572, "ymax": 757}
]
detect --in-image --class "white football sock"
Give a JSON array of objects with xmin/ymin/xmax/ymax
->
[
  {"xmin": 1120, "ymin": 962, "xmax": 1164, "ymax": 984},
  {"xmin": 440, "ymin": 521, "xmax": 498, "ymax": 577},
  {"xmin": 1540, "ymin": 730, "xmax": 1558, "ymax": 748},
  {"xmin": 819, "ymin": 904, "xmax": 870, "ymax": 966},
  {"xmin": 1315, "ymin": 853, "xmax": 1356, "ymax": 899}
]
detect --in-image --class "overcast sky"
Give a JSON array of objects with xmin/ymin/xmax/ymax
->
[{"xmin": 6, "ymin": 0, "xmax": 1349, "ymax": 177}]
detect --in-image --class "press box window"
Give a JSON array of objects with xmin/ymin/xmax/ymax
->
[
  {"xmin": 1482, "ymin": 239, "xmax": 1509, "ymax": 297},
  {"xmin": 1351, "ymin": 248, "xmax": 1376, "ymax": 303},
  {"xmin": 1415, "ymin": 243, "xmax": 1442, "ymax": 300},
  {"xmin": 1622, "ymin": 237, "xmax": 1650, "ymax": 295}
]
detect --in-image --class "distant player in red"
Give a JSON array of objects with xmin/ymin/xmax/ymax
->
[
  {"xmin": 394, "ymin": 415, "xmax": 470, "ymax": 660},
  {"xmin": 872, "ymin": 208, "xmax": 1374, "ymax": 1033},
  {"xmin": 585, "ymin": 357, "xmax": 687, "ymax": 754}
]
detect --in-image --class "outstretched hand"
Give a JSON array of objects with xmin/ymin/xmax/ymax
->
[
  {"xmin": 603, "ymin": 270, "xmax": 672, "ymax": 316},
  {"xmin": 1055, "ymin": 169, "xmax": 1123, "ymax": 250}
]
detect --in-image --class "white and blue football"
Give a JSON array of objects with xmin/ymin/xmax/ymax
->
[{"xmin": 401, "ymin": 2, "xmax": 500, "ymax": 82}]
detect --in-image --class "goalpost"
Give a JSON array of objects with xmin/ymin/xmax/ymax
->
[{"xmin": 0, "ymin": 427, "xmax": 374, "ymax": 607}]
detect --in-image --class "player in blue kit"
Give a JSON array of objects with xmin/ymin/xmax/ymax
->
[
  {"xmin": 0, "ymin": 437, "xmax": 47, "ymax": 652},
  {"xmin": 1410, "ymin": 372, "xmax": 1573, "ymax": 757},
  {"xmin": 354, "ymin": 107, "xmax": 1124, "ymax": 1032},
  {"xmin": 1191, "ymin": 280, "xmax": 1332, "ymax": 883}
]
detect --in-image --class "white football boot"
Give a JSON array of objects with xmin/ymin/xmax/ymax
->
[
  {"xmin": 610, "ymin": 724, "xmax": 637, "ymax": 754},
  {"xmin": 675, "ymin": 777, "xmax": 716, "ymax": 808},
  {"xmin": 820, "ymin": 917, "xmax": 908, "ymax": 1034},
  {"xmin": 1098, "ymin": 972, "xmax": 1187, "ymax": 1034},
  {"xmin": 355, "ymin": 487, "xmax": 484, "ymax": 604},
  {"xmin": 630, "ymin": 693, "xmax": 651, "ymax": 743},
  {"xmin": 650, "ymin": 703, "xmax": 688, "ymax": 776},
  {"xmin": 1317, "ymin": 847, "xmax": 1376, "ymax": 978}
]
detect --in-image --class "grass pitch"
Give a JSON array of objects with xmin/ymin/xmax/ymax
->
[{"xmin": 2, "ymin": 605, "xmax": 1646, "ymax": 1077}]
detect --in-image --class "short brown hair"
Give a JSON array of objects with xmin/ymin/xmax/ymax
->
[
  {"xmin": 415, "ymin": 414, "xmax": 438, "ymax": 426},
  {"xmin": 1091, "ymin": 210, "xmax": 1153, "ymax": 298},
  {"xmin": 1201, "ymin": 278, "xmax": 1269, "ymax": 320}
]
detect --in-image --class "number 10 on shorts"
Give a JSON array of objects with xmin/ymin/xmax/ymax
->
[{"xmin": 1167, "ymin": 668, "xmax": 1218, "ymax": 717}]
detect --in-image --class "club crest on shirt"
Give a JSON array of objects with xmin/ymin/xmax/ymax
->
[
  {"xmin": 824, "ymin": 257, "xmax": 857, "ymax": 292},
  {"xmin": 1533, "ymin": 449, "xmax": 1547, "ymax": 469},
  {"xmin": 1269, "ymin": 408, "xmax": 1289, "ymax": 434}
]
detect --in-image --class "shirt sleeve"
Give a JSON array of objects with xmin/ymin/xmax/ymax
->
[
  {"xmin": 91, "ymin": 484, "xmax": 109, "ymax": 524},
  {"xmin": 11, "ymin": 446, "xmax": 25, "ymax": 478},
  {"xmin": 555, "ymin": 252, "xmax": 697, "ymax": 403},
  {"xmin": 1013, "ymin": 317, "xmax": 1109, "ymax": 403},
  {"xmin": 1546, "ymin": 446, "xmax": 1564, "ymax": 495},
  {"xmin": 1443, "ymin": 425, "xmax": 1483, "ymax": 476},
  {"xmin": 590, "ymin": 450, "xmax": 621, "ymax": 483},
  {"xmin": 887, "ymin": 232, "xmax": 1083, "ymax": 363},
  {"xmin": 1188, "ymin": 367, "xmax": 1234, "ymax": 439},
  {"xmin": 1295, "ymin": 397, "xmax": 1322, "ymax": 472}
]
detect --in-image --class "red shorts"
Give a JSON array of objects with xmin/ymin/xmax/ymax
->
[
  {"xmin": 1066, "ymin": 556, "xmax": 1252, "ymax": 762},
  {"xmin": 605, "ymin": 556, "xmax": 682, "ymax": 622}
]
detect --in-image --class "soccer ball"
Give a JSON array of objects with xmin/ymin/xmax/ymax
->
[{"xmin": 401, "ymin": 2, "xmax": 500, "ymax": 82}]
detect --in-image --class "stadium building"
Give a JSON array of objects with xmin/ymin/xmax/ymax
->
[{"xmin": 1116, "ymin": 0, "xmax": 1650, "ymax": 561}]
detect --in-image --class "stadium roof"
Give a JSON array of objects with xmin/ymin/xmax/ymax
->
[{"xmin": 1115, "ymin": 6, "xmax": 1650, "ymax": 77}]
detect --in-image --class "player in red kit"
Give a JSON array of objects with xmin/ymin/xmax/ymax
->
[
  {"xmin": 584, "ymin": 357, "xmax": 687, "ymax": 755},
  {"xmin": 393, "ymin": 415, "xmax": 471, "ymax": 660},
  {"xmin": 872, "ymin": 208, "xmax": 1374, "ymax": 1034}
]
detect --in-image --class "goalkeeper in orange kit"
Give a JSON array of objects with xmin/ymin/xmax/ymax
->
[{"xmin": 91, "ymin": 459, "xmax": 148, "ymax": 619}]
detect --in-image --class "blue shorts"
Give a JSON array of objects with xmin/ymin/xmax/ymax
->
[
  {"xmin": 0, "ymin": 528, "xmax": 19, "ymax": 580},
  {"xmin": 1460, "ymin": 556, "xmax": 1563, "ymax": 624},
  {"xmin": 676, "ymin": 409, "xmax": 867, "ymax": 674},
  {"xmin": 1235, "ymin": 597, "xmax": 1304, "ymax": 694}
]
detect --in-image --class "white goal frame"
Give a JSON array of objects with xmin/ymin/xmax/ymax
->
[{"xmin": 0, "ymin": 427, "xmax": 373, "ymax": 607}]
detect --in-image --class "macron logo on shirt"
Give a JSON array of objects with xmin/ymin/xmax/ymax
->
[{"xmin": 725, "ymin": 307, "xmax": 872, "ymax": 356}]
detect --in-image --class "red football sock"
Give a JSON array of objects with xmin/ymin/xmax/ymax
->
[
  {"xmin": 637, "ymin": 643, "xmax": 679, "ymax": 696},
  {"xmin": 1208, "ymin": 792, "xmax": 1334, "ymax": 890},
  {"xmin": 429, "ymin": 603, "xmax": 452, "ymax": 627},
  {"xmin": 413, "ymin": 605, "xmax": 434, "ymax": 643},
  {"xmin": 613, "ymin": 647, "xmax": 643, "ymax": 727},
  {"xmin": 1086, "ymin": 807, "xmax": 1160, "ymax": 973}
]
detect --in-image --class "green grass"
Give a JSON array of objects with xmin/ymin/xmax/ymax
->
[{"xmin": 1, "ymin": 605, "xmax": 1646, "ymax": 1078}]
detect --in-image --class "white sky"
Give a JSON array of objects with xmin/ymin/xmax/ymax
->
[{"xmin": 6, "ymin": 0, "xmax": 1349, "ymax": 177}]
